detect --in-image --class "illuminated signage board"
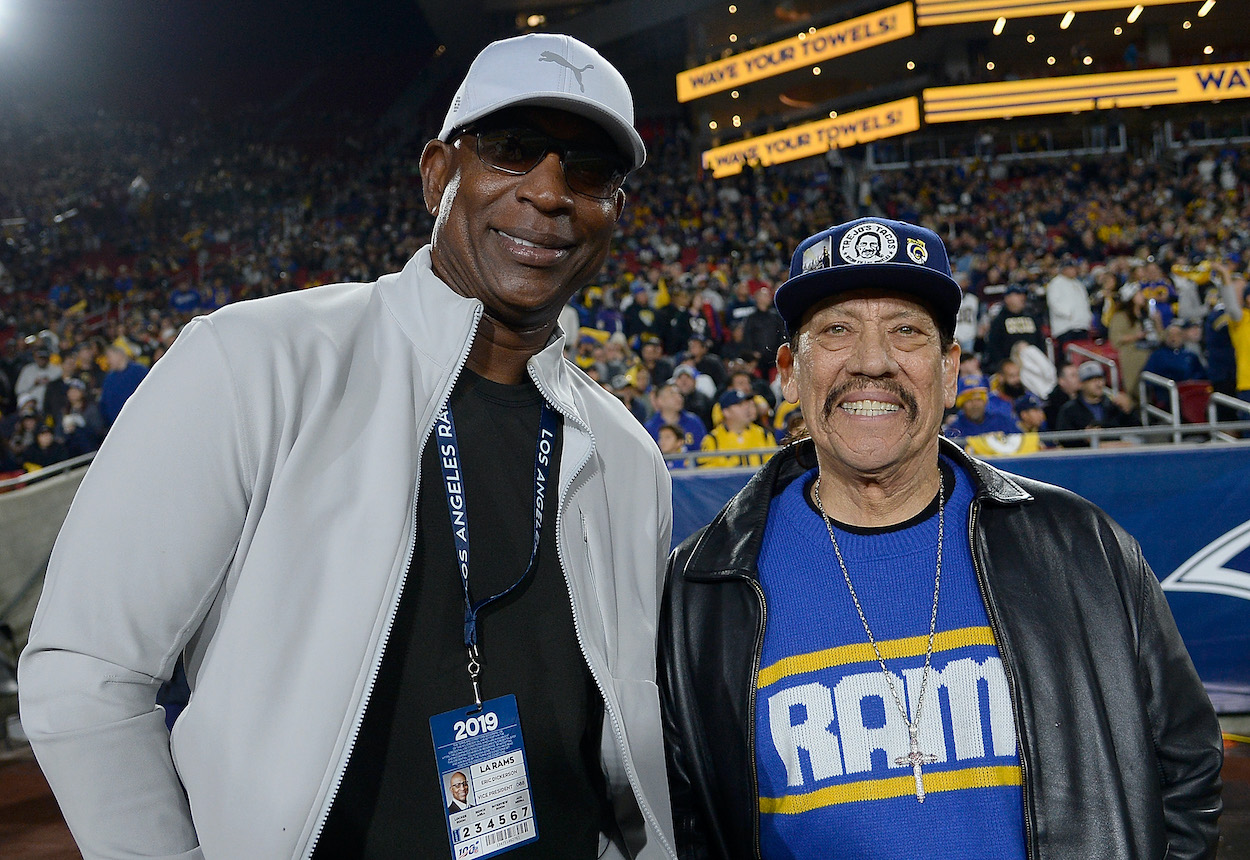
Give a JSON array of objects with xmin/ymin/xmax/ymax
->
[
  {"xmin": 701, "ymin": 98, "xmax": 921, "ymax": 177},
  {"xmin": 915, "ymin": 0, "xmax": 1194, "ymax": 27},
  {"xmin": 677, "ymin": 3, "xmax": 914, "ymax": 103},
  {"xmin": 924, "ymin": 61, "xmax": 1250, "ymax": 124}
]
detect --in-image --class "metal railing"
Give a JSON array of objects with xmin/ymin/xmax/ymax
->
[
  {"xmin": 0, "ymin": 452, "xmax": 95, "ymax": 492},
  {"xmin": 1208, "ymin": 393, "xmax": 1250, "ymax": 443},
  {"xmin": 1065, "ymin": 343, "xmax": 1120, "ymax": 393},
  {"xmin": 1138, "ymin": 371, "xmax": 1183, "ymax": 445}
]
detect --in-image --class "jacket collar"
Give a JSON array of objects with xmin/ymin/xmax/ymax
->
[
  {"xmin": 682, "ymin": 436, "xmax": 1032, "ymax": 579},
  {"xmin": 377, "ymin": 246, "xmax": 579, "ymax": 418}
]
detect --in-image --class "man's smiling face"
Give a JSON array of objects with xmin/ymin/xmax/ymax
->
[
  {"xmin": 777, "ymin": 289, "xmax": 958, "ymax": 482},
  {"xmin": 421, "ymin": 107, "xmax": 625, "ymax": 332}
]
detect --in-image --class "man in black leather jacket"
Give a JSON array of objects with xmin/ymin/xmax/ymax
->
[{"xmin": 659, "ymin": 217, "xmax": 1222, "ymax": 860}]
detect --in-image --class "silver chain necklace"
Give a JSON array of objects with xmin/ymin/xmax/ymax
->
[{"xmin": 812, "ymin": 474, "xmax": 944, "ymax": 802}]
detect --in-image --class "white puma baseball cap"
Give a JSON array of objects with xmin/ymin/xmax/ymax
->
[{"xmin": 439, "ymin": 33, "xmax": 646, "ymax": 171}]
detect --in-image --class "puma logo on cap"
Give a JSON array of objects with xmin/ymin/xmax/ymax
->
[{"xmin": 539, "ymin": 51, "xmax": 594, "ymax": 91}]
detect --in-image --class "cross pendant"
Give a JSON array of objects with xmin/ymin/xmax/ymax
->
[{"xmin": 895, "ymin": 724, "xmax": 938, "ymax": 802}]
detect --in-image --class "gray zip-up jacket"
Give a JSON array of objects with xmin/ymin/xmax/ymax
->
[{"xmin": 20, "ymin": 246, "xmax": 677, "ymax": 859}]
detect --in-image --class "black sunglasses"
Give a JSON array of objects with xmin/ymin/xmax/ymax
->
[{"xmin": 457, "ymin": 124, "xmax": 628, "ymax": 200}]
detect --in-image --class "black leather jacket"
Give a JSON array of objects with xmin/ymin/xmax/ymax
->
[{"xmin": 659, "ymin": 438, "xmax": 1222, "ymax": 860}]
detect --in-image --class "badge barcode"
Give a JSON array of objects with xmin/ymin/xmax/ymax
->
[{"xmin": 484, "ymin": 820, "xmax": 531, "ymax": 847}]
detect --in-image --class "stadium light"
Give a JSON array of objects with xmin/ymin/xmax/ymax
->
[
  {"xmin": 708, "ymin": 121, "xmax": 717, "ymax": 130},
  {"xmin": 1204, "ymin": 45, "xmax": 1214, "ymax": 54},
  {"xmin": 1083, "ymin": 55, "xmax": 1093, "ymax": 65},
  {"xmin": 1060, "ymin": 10, "xmax": 1075, "ymax": 29},
  {"xmin": 907, "ymin": 60, "xmax": 916, "ymax": 70},
  {"xmin": 993, "ymin": 17, "xmax": 1006, "ymax": 35},
  {"xmin": 812, "ymin": 66, "xmax": 821, "ymax": 75},
  {"xmin": 986, "ymin": 61, "xmax": 995, "ymax": 70},
  {"xmin": 1183, "ymin": 20, "xmax": 1191, "ymax": 28},
  {"xmin": 1198, "ymin": 0, "xmax": 1215, "ymax": 16},
  {"xmin": 728, "ymin": 4, "xmax": 736, "ymax": 12},
  {"xmin": 729, "ymin": 33, "xmax": 737, "ymax": 42},
  {"xmin": 1047, "ymin": 55, "xmax": 1056, "ymax": 64},
  {"xmin": 1027, "ymin": 33, "xmax": 1036, "ymax": 43},
  {"xmin": 731, "ymin": 90, "xmax": 739, "ymax": 99},
  {"xmin": 1126, "ymin": 5, "xmax": 1143, "ymax": 23},
  {"xmin": 1115, "ymin": 26, "xmax": 1123, "ymax": 34}
]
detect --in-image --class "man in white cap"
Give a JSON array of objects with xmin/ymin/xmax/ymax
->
[
  {"xmin": 21, "ymin": 34, "xmax": 675, "ymax": 860},
  {"xmin": 659, "ymin": 216, "xmax": 1221, "ymax": 859}
]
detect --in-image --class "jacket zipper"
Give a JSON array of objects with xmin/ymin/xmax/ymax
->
[
  {"xmin": 302, "ymin": 308, "xmax": 483, "ymax": 858},
  {"xmin": 968, "ymin": 498, "xmax": 1036, "ymax": 859},
  {"xmin": 529, "ymin": 368, "xmax": 677, "ymax": 860},
  {"xmin": 744, "ymin": 577, "xmax": 767, "ymax": 860}
]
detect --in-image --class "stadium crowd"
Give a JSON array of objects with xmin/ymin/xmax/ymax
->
[{"xmin": 3, "ymin": 102, "xmax": 1250, "ymax": 474}]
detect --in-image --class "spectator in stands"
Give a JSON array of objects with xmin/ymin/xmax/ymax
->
[
  {"xmin": 99, "ymin": 344, "xmax": 148, "ymax": 429},
  {"xmin": 1044, "ymin": 362, "xmax": 1081, "ymax": 429},
  {"xmin": 15, "ymin": 346, "xmax": 62, "ymax": 413},
  {"xmin": 740, "ymin": 284, "xmax": 786, "ymax": 372},
  {"xmin": 1142, "ymin": 321, "xmax": 1206, "ymax": 384},
  {"xmin": 1215, "ymin": 262, "xmax": 1250, "ymax": 403},
  {"xmin": 656, "ymin": 423, "xmax": 690, "ymax": 470},
  {"xmin": 944, "ymin": 375, "xmax": 1021, "ymax": 442},
  {"xmin": 669, "ymin": 366, "xmax": 713, "ymax": 431},
  {"xmin": 638, "ymin": 334, "xmax": 674, "ymax": 387},
  {"xmin": 984, "ymin": 285, "xmax": 1044, "ymax": 372},
  {"xmin": 1015, "ymin": 392, "xmax": 1049, "ymax": 433},
  {"xmin": 699, "ymin": 389, "xmax": 772, "ymax": 468},
  {"xmin": 1046, "ymin": 257, "xmax": 1092, "ymax": 349},
  {"xmin": 7, "ymin": 410, "xmax": 45, "ymax": 463},
  {"xmin": 1107, "ymin": 284, "xmax": 1160, "ymax": 405},
  {"xmin": 1055, "ymin": 361, "xmax": 1140, "ymax": 445},
  {"xmin": 611, "ymin": 373, "xmax": 649, "ymax": 424},
  {"xmin": 645, "ymin": 383, "xmax": 706, "ymax": 450},
  {"xmin": 623, "ymin": 282, "xmax": 664, "ymax": 342},
  {"xmin": 684, "ymin": 333, "xmax": 727, "ymax": 390},
  {"xmin": 989, "ymin": 358, "xmax": 1028, "ymax": 412},
  {"xmin": 26, "ymin": 424, "xmax": 69, "ymax": 470},
  {"xmin": 59, "ymin": 379, "xmax": 104, "ymax": 456}
]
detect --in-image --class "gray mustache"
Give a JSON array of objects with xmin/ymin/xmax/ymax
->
[{"xmin": 822, "ymin": 379, "xmax": 918, "ymax": 422}]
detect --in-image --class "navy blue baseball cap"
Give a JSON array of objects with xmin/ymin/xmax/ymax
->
[{"xmin": 774, "ymin": 217, "xmax": 962, "ymax": 337}]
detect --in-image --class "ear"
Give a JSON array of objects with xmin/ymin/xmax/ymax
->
[
  {"xmin": 420, "ymin": 139, "xmax": 455, "ymax": 216},
  {"xmin": 776, "ymin": 342, "xmax": 800, "ymax": 404},
  {"xmin": 612, "ymin": 188, "xmax": 627, "ymax": 223},
  {"xmin": 943, "ymin": 340, "xmax": 961, "ymax": 410}
]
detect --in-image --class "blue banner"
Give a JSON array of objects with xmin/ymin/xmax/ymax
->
[{"xmin": 670, "ymin": 445, "xmax": 1250, "ymax": 712}]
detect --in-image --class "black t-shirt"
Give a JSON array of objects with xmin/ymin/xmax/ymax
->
[{"xmin": 315, "ymin": 371, "xmax": 609, "ymax": 858}]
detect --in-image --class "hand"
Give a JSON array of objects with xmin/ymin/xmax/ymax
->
[{"xmin": 1111, "ymin": 391, "xmax": 1134, "ymax": 412}]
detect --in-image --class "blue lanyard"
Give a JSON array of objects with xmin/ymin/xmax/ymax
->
[{"xmin": 434, "ymin": 400, "xmax": 559, "ymax": 706}]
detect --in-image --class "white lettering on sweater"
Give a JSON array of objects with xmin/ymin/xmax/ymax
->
[{"xmin": 765, "ymin": 656, "xmax": 1016, "ymax": 786}]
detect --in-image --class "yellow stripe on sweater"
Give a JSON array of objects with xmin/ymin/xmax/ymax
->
[
  {"xmin": 757, "ymin": 627, "xmax": 998, "ymax": 689},
  {"xmin": 759, "ymin": 765, "xmax": 1022, "ymax": 814}
]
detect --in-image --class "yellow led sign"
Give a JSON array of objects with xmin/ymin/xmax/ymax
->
[
  {"xmin": 915, "ymin": 0, "xmax": 1193, "ymax": 27},
  {"xmin": 701, "ymin": 98, "xmax": 921, "ymax": 178},
  {"xmin": 924, "ymin": 61, "xmax": 1250, "ymax": 124},
  {"xmin": 677, "ymin": 3, "xmax": 914, "ymax": 103}
]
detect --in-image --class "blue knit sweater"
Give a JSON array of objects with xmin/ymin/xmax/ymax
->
[{"xmin": 754, "ymin": 459, "xmax": 1026, "ymax": 859}]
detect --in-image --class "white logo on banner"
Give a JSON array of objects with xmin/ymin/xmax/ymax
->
[{"xmin": 1161, "ymin": 519, "xmax": 1250, "ymax": 601}]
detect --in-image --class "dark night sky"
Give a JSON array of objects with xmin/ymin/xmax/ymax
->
[{"xmin": 0, "ymin": 0, "xmax": 435, "ymax": 112}]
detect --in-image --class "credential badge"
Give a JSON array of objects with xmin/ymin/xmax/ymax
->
[
  {"xmin": 907, "ymin": 237, "xmax": 929, "ymax": 265},
  {"xmin": 839, "ymin": 222, "xmax": 897, "ymax": 265}
]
